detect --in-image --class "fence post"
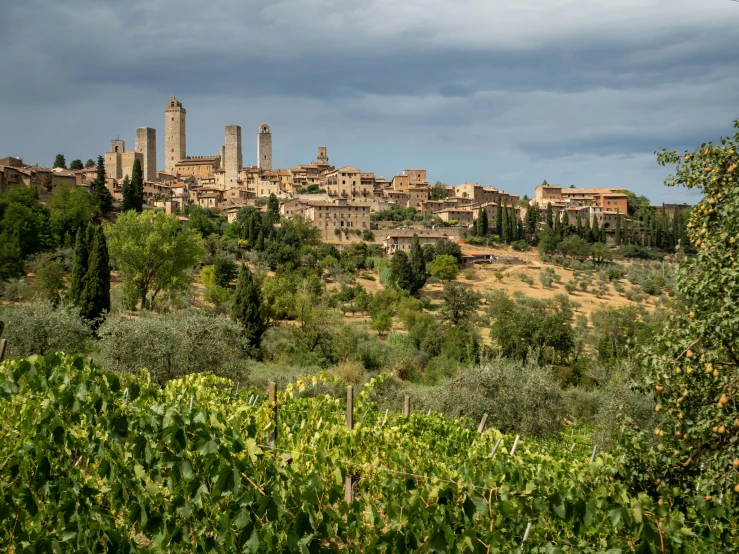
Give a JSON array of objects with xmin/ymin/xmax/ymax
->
[
  {"xmin": 403, "ymin": 395, "xmax": 410, "ymax": 418},
  {"xmin": 589, "ymin": 445, "xmax": 598, "ymax": 464},
  {"xmin": 477, "ymin": 413, "xmax": 488, "ymax": 434},
  {"xmin": 268, "ymin": 381, "xmax": 278, "ymax": 448},
  {"xmin": 509, "ymin": 435, "xmax": 520, "ymax": 456},
  {"xmin": 489, "ymin": 438, "xmax": 502, "ymax": 458},
  {"xmin": 346, "ymin": 385, "xmax": 354, "ymax": 431},
  {"xmin": 0, "ymin": 339, "xmax": 7, "ymax": 363}
]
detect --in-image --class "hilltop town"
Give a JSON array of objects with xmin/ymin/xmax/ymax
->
[{"xmin": 0, "ymin": 93, "xmax": 692, "ymax": 256}]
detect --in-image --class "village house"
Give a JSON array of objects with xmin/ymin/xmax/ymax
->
[{"xmin": 382, "ymin": 230, "xmax": 451, "ymax": 255}]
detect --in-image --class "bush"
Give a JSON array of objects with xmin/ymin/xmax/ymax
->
[
  {"xmin": 0, "ymin": 277, "xmax": 29, "ymax": 302},
  {"xmin": 603, "ymin": 266, "xmax": 626, "ymax": 281},
  {"xmin": 510, "ymin": 240, "xmax": 530, "ymax": 252},
  {"xmin": 518, "ymin": 273, "xmax": 534, "ymax": 287},
  {"xmin": 0, "ymin": 301, "xmax": 92, "ymax": 357},
  {"xmin": 564, "ymin": 281, "xmax": 577, "ymax": 294},
  {"xmin": 463, "ymin": 268, "xmax": 476, "ymax": 280},
  {"xmin": 439, "ymin": 357, "xmax": 566, "ymax": 438},
  {"xmin": 96, "ymin": 311, "xmax": 251, "ymax": 384}
]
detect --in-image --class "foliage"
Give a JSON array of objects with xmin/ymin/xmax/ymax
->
[
  {"xmin": 408, "ymin": 234, "xmax": 427, "ymax": 294},
  {"xmin": 0, "ymin": 301, "xmax": 92, "ymax": 357},
  {"xmin": 29, "ymin": 253, "xmax": 65, "ymax": 305},
  {"xmin": 53, "ymin": 153, "xmax": 67, "ymax": 169},
  {"xmin": 487, "ymin": 291, "xmax": 575, "ymax": 365},
  {"xmin": 96, "ymin": 311, "xmax": 250, "ymax": 384},
  {"xmin": 78, "ymin": 225, "xmax": 111, "ymax": 323},
  {"xmin": 106, "ymin": 211, "xmax": 204, "ymax": 310},
  {"xmin": 69, "ymin": 159, "xmax": 84, "ymax": 170},
  {"xmin": 428, "ymin": 254, "xmax": 459, "ymax": 281},
  {"xmin": 48, "ymin": 184, "xmax": 93, "ymax": 244},
  {"xmin": 1, "ymin": 356, "xmax": 728, "ymax": 551},
  {"xmin": 510, "ymin": 239, "xmax": 530, "ymax": 251},
  {"xmin": 439, "ymin": 282, "xmax": 479, "ymax": 326},
  {"xmin": 232, "ymin": 264, "xmax": 268, "ymax": 349},
  {"xmin": 433, "ymin": 237, "xmax": 462, "ymax": 263},
  {"xmin": 389, "ymin": 250, "xmax": 413, "ymax": 292},
  {"xmin": 213, "ymin": 255, "xmax": 237, "ymax": 287},
  {"xmin": 91, "ymin": 155, "xmax": 114, "ymax": 216}
]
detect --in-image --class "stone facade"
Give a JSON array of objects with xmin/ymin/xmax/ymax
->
[
  {"xmin": 303, "ymin": 200, "xmax": 371, "ymax": 242},
  {"xmin": 257, "ymin": 123, "xmax": 272, "ymax": 171},
  {"xmin": 224, "ymin": 125, "xmax": 243, "ymax": 189},
  {"xmin": 135, "ymin": 127, "xmax": 157, "ymax": 182},
  {"xmin": 105, "ymin": 139, "xmax": 125, "ymax": 180},
  {"xmin": 317, "ymin": 146, "xmax": 328, "ymax": 165},
  {"xmin": 165, "ymin": 94, "xmax": 186, "ymax": 175},
  {"xmin": 174, "ymin": 156, "xmax": 221, "ymax": 180}
]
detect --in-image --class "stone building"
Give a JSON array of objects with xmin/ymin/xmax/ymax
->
[
  {"xmin": 382, "ymin": 230, "xmax": 451, "ymax": 255},
  {"xmin": 174, "ymin": 156, "xmax": 221, "ymax": 180},
  {"xmin": 257, "ymin": 123, "xmax": 272, "ymax": 171},
  {"xmin": 165, "ymin": 94, "xmax": 186, "ymax": 175},
  {"xmin": 135, "ymin": 127, "xmax": 157, "ymax": 182},
  {"xmin": 224, "ymin": 125, "xmax": 243, "ymax": 189},
  {"xmin": 316, "ymin": 146, "xmax": 329, "ymax": 165},
  {"xmin": 104, "ymin": 139, "xmax": 142, "ymax": 181},
  {"xmin": 302, "ymin": 199, "xmax": 371, "ymax": 242}
]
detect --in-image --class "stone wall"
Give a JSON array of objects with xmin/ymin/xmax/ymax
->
[
  {"xmin": 135, "ymin": 127, "xmax": 157, "ymax": 182},
  {"xmin": 224, "ymin": 125, "xmax": 242, "ymax": 189}
]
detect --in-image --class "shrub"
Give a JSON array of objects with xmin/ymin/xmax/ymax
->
[
  {"xmin": 518, "ymin": 273, "xmax": 534, "ymax": 287},
  {"xmin": 579, "ymin": 280, "xmax": 588, "ymax": 292},
  {"xmin": 0, "ymin": 277, "xmax": 29, "ymax": 302},
  {"xmin": 494, "ymin": 272, "xmax": 504, "ymax": 282},
  {"xmin": 439, "ymin": 357, "xmax": 566, "ymax": 438},
  {"xmin": 0, "ymin": 300, "xmax": 92, "ymax": 357},
  {"xmin": 564, "ymin": 281, "xmax": 577, "ymax": 294},
  {"xmin": 96, "ymin": 311, "xmax": 251, "ymax": 384},
  {"xmin": 511, "ymin": 240, "xmax": 530, "ymax": 252},
  {"xmin": 463, "ymin": 268, "xmax": 476, "ymax": 280},
  {"xmin": 333, "ymin": 360, "xmax": 364, "ymax": 384}
]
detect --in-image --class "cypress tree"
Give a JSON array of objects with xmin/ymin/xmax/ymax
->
[
  {"xmin": 232, "ymin": 264, "xmax": 268, "ymax": 348},
  {"xmin": 79, "ymin": 225, "xmax": 111, "ymax": 324},
  {"xmin": 575, "ymin": 212, "xmax": 583, "ymax": 238},
  {"xmin": 545, "ymin": 202, "xmax": 554, "ymax": 229},
  {"xmin": 92, "ymin": 155, "xmax": 114, "ymax": 216},
  {"xmin": 500, "ymin": 204, "xmax": 509, "ymax": 244},
  {"xmin": 408, "ymin": 234, "xmax": 427, "ymax": 294},
  {"xmin": 68, "ymin": 224, "xmax": 91, "ymax": 305},
  {"xmin": 554, "ymin": 210, "xmax": 562, "ymax": 239},
  {"xmin": 508, "ymin": 203, "xmax": 516, "ymax": 242},
  {"xmin": 130, "ymin": 158, "xmax": 144, "ymax": 212},
  {"xmin": 583, "ymin": 213, "xmax": 591, "ymax": 241},
  {"xmin": 591, "ymin": 216, "xmax": 600, "ymax": 243},
  {"xmin": 561, "ymin": 209, "xmax": 570, "ymax": 236},
  {"xmin": 121, "ymin": 175, "xmax": 133, "ymax": 212},
  {"xmin": 390, "ymin": 250, "xmax": 414, "ymax": 292},
  {"xmin": 495, "ymin": 202, "xmax": 503, "ymax": 236},
  {"xmin": 615, "ymin": 210, "xmax": 622, "ymax": 245}
]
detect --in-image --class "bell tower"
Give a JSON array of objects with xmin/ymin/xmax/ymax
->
[
  {"xmin": 257, "ymin": 123, "xmax": 272, "ymax": 171},
  {"xmin": 164, "ymin": 94, "xmax": 186, "ymax": 175}
]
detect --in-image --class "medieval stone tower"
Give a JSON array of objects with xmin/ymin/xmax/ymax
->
[
  {"xmin": 317, "ymin": 146, "xmax": 328, "ymax": 165},
  {"xmin": 224, "ymin": 125, "xmax": 243, "ymax": 189},
  {"xmin": 135, "ymin": 127, "xmax": 157, "ymax": 182},
  {"xmin": 257, "ymin": 123, "xmax": 272, "ymax": 171},
  {"xmin": 164, "ymin": 94, "xmax": 186, "ymax": 175}
]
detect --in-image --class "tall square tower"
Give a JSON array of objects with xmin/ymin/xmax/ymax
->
[
  {"xmin": 258, "ymin": 123, "xmax": 272, "ymax": 171},
  {"xmin": 135, "ymin": 127, "xmax": 157, "ymax": 182},
  {"xmin": 224, "ymin": 125, "xmax": 243, "ymax": 189},
  {"xmin": 164, "ymin": 94, "xmax": 186, "ymax": 175}
]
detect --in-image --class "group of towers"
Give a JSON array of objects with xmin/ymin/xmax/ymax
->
[
  {"xmin": 163, "ymin": 94, "xmax": 272, "ymax": 185},
  {"xmin": 107, "ymin": 94, "xmax": 273, "ymax": 185}
]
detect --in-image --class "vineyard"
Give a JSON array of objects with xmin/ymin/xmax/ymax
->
[{"xmin": 1, "ymin": 353, "xmax": 736, "ymax": 552}]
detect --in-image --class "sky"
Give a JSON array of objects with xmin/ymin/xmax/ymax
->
[{"xmin": 1, "ymin": 0, "xmax": 738, "ymax": 204}]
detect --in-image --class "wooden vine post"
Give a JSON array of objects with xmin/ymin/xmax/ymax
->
[
  {"xmin": 403, "ymin": 395, "xmax": 411, "ymax": 418},
  {"xmin": 0, "ymin": 320, "xmax": 6, "ymax": 363},
  {"xmin": 345, "ymin": 385, "xmax": 359, "ymax": 503},
  {"xmin": 268, "ymin": 381, "xmax": 278, "ymax": 448},
  {"xmin": 477, "ymin": 413, "xmax": 488, "ymax": 434}
]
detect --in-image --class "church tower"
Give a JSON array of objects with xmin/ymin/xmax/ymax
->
[
  {"xmin": 257, "ymin": 123, "xmax": 272, "ymax": 171},
  {"xmin": 164, "ymin": 94, "xmax": 186, "ymax": 175}
]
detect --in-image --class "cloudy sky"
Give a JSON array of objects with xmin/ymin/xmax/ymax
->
[{"xmin": 2, "ymin": 0, "xmax": 738, "ymax": 203}]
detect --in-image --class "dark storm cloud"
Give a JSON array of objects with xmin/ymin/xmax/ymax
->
[{"xmin": 1, "ymin": 0, "xmax": 739, "ymax": 202}]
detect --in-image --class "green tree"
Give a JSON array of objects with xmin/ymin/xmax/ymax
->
[
  {"xmin": 30, "ymin": 254, "xmax": 65, "ymax": 305},
  {"xmin": 78, "ymin": 225, "xmax": 111, "ymax": 323},
  {"xmin": 389, "ymin": 250, "xmax": 413, "ymax": 291},
  {"xmin": 130, "ymin": 158, "xmax": 144, "ymax": 212},
  {"xmin": 440, "ymin": 282, "xmax": 479, "ymax": 325},
  {"xmin": 91, "ymin": 155, "xmax": 113, "ymax": 216},
  {"xmin": 53, "ymin": 154, "xmax": 67, "ymax": 169},
  {"xmin": 48, "ymin": 184, "xmax": 92, "ymax": 244},
  {"xmin": 370, "ymin": 309, "xmax": 392, "ymax": 338},
  {"xmin": 615, "ymin": 210, "xmax": 622, "ymax": 245},
  {"xmin": 69, "ymin": 159, "xmax": 84, "ymax": 170},
  {"xmin": 495, "ymin": 202, "xmax": 503, "ymax": 237},
  {"xmin": 476, "ymin": 208, "xmax": 488, "ymax": 237},
  {"xmin": 545, "ymin": 202, "xmax": 554, "ymax": 229},
  {"xmin": 0, "ymin": 185, "xmax": 54, "ymax": 257},
  {"xmin": 0, "ymin": 234, "xmax": 24, "ymax": 281},
  {"xmin": 213, "ymin": 255, "xmax": 237, "ymax": 287},
  {"xmin": 85, "ymin": 159, "xmax": 95, "ymax": 168},
  {"xmin": 559, "ymin": 235, "xmax": 591, "ymax": 261},
  {"xmin": 591, "ymin": 216, "xmax": 601, "ymax": 243},
  {"xmin": 231, "ymin": 264, "xmax": 268, "ymax": 348},
  {"xmin": 121, "ymin": 175, "xmax": 133, "ymax": 212},
  {"xmin": 106, "ymin": 211, "xmax": 204, "ymax": 309},
  {"xmin": 68, "ymin": 224, "xmax": 91, "ymax": 305},
  {"xmin": 428, "ymin": 254, "xmax": 459, "ymax": 281},
  {"xmin": 267, "ymin": 193, "xmax": 280, "ymax": 224},
  {"xmin": 590, "ymin": 242, "xmax": 612, "ymax": 265},
  {"xmin": 408, "ymin": 234, "xmax": 427, "ymax": 294},
  {"xmin": 536, "ymin": 226, "xmax": 558, "ymax": 257},
  {"xmin": 431, "ymin": 182, "xmax": 449, "ymax": 200}
]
